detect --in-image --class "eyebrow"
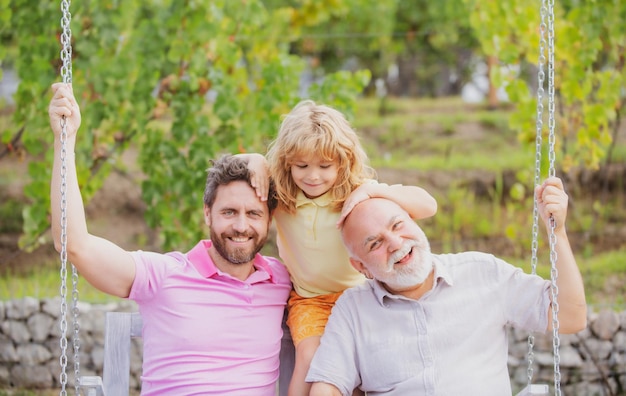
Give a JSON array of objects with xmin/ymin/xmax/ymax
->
[
  {"xmin": 363, "ymin": 234, "xmax": 379, "ymax": 247},
  {"xmin": 219, "ymin": 205, "xmax": 263, "ymax": 214},
  {"xmin": 362, "ymin": 214, "xmax": 399, "ymax": 248}
]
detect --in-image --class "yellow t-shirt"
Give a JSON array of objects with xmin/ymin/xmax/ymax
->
[{"xmin": 274, "ymin": 191, "xmax": 366, "ymax": 298}]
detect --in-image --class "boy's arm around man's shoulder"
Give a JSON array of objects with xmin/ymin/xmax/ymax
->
[{"xmin": 309, "ymin": 382, "xmax": 344, "ymax": 396}]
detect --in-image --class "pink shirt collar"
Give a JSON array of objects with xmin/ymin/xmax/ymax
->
[{"xmin": 186, "ymin": 240, "xmax": 277, "ymax": 283}]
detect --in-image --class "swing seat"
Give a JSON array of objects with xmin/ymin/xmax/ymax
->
[
  {"xmin": 516, "ymin": 384, "xmax": 550, "ymax": 396},
  {"xmin": 80, "ymin": 311, "xmax": 142, "ymax": 396},
  {"xmin": 79, "ymin": 311, "xmax": 295, "ymax": 396}
]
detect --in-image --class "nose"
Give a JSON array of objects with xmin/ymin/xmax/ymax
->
[
  {"xmin": 387, "ymin": 232, "xmax": 404, "ymax": 252},
  {"xmin": 232, "ymin": 214, "xmax": 249, "ymax": 232},
  {"xmin": 305, "ymin": 167, "xmax": 320, "ymax": 181}
]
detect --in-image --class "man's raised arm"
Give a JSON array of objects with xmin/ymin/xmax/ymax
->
[{"xmin": 49, "ymin": 83, "xmax": 135, "ymax": 298}]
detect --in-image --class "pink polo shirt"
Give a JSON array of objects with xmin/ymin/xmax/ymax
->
[{"xmin": 128, "ymin": 240, "xmax": 291, "ymax": 396}]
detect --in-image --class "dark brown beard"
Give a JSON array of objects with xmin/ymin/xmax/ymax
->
[{"xmin": 211, "ymin": 231, "xmax": 267, "ymax": 265}]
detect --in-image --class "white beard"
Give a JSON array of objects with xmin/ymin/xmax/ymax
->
[{"xmin": 376, "ymin": 238, "xmax": 433, "ymax": 290}]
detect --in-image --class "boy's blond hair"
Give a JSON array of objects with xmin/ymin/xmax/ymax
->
[{"xmin": 267, "ymin": 100, "xmax": 375, "ymax": 214}]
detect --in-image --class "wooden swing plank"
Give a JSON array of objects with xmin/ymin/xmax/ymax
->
[{"xmin": 516, "ymin": 384, "xmax": 550, "ymax": 396}]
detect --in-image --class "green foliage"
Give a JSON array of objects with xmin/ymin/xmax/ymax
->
[
  {"xmin": 358, "ymin": 96, "xmax": 526, "ymax": 171},
  {"xmin": 307, "ymin": 69, "xmax": 372, "ymax": 119},
  {"xmin": 0, "ymin": 0, "xmax": 10, "ymax": 80},
  {"xmin": 3, "ymin": 1, "xmax": 624, "ymax": 299},
  {"xmin": 0, "ymin": 391, "xmax": 43, "ymax": 396},
  {"xmin": 0, "ymin": 263, "xmax": 114, "ymax": 303},
  {"xmin": 4, "ymin": 0, "xmax": 369, "ymax": 251},
  {"xmin": 2, "ymin": 94, "xmax": 624, "ymax": 308},
  {"xmin": 290, "ymin": 0, "xmax": 398, "ymax": 79},
  {"xmin": 388, "ymin": 1, "xmax": 479, "ymax": 97},
  {"xmin": 0, "ymin": 197, "xmax": 22, "ymax": 233},
  {"xmin": 465, "ymin": 0, "xmax": 626, "ymax": 172},
  {"xmin": 273, "ymin": 0, "xmax": 480, "ymax": 97}
]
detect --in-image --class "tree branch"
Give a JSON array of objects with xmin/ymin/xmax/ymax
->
[{"xmin": 0, "ymin": 126, "xmax": 25, "ymax": 160}]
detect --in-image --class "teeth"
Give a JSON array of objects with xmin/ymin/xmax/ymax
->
[
  {"xmin": 389, "ymin": 245, "xmax": 413, "ymax": 268},
  {"xmin": 395, "ymin": 250, "xmax": 410, "ymax": 263},
  {"xmin": 231, "ymin": 237, "xmax": 249, "ymax": 242}
]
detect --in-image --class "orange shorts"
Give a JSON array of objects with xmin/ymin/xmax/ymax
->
[{"xmin": 286, "ymin": 289, "xmax": 343, "ymax": 346}]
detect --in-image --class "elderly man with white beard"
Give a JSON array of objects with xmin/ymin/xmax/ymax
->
[{"xmin": 306, "ymin": 177, "xmax": 587, "ymax": 396}]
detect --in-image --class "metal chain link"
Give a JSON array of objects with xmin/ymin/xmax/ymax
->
[
  {"xmin": 59, "ymin": 1, "xmax": 80, "ymax": 395},
  {"xmin": 72, "ymin": 265, "xmax": 81, "ymax": 395},
  {"xmin": 546, "ymin": 0, "xmax": 562, "ymax": 394},
  {"xmin": 527, "ymin": 0, "xmax": 561, "ymax": 394},
  {"xmin": 60, "ymin": 0, "xmax": 72, "ymax": 85},
  {"xmin": 526, "ymin": 0, "xmax": 549, "ymax": 386}
]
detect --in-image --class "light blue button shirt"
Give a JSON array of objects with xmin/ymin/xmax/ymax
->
[{"xmin": 306, "ymin": 251, "xmax": 550, "ymax": 395}]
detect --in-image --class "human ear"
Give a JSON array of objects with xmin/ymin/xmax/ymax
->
[
  {"xmin": 203, "ymin": 205, "xmax": 211, "ymax": 226},
  {"xmin": 350, "ymin": 258, "xmax": 372, "ymax": 279}
]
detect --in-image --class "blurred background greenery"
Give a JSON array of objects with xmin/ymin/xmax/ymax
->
[{"xmin": 0, "ymin": 0, "xmax": 624, "ymax": 309}]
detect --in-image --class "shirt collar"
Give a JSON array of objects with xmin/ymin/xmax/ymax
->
[
  {"xmin": 295, "ymin": 190, "xmax": 333, "ymax": 208},
  {"xmin": 432, "ymin": 255, "xmax": 453, "ymax": 286},
  {"xmin": 370, "ymin": 255, "xmax": 453, "ymax": 305},
  {"xmin": 186, "ymin": 240, "xmax": 277, "ymax": 283}
]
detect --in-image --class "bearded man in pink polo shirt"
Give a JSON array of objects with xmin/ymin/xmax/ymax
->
[{"xmin": 49, "ymin": 83, "xmax": 291, "ymax": 395}]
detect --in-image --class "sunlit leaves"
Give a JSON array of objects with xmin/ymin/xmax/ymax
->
[
  {"xmin": 308, "ymin": 69, "xmax": 372, "ymax": 119},
  {"xmin": 7, "ymin": 0, "xmax": 368, "ymax": 251},
  {"xmin": 467, "ymin": 0, "xmax": 625, "ymax": 172}
]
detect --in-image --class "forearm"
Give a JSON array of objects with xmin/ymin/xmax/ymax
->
[
  {"xmin": 309, "ymin": 382, "xmax": 344, "ymax": 396},
  {"xmin": 51, "ymin": 137, "xmax": 90, "ymax": 256},
  {"xmin": 234, "ymin": 152, "xmax": 266, "ymax": 162},
  {"xmin": 549, "ymin": 228, "xmax": 587, "ymax": 333},
  {"xmin": 50, "ymin": 138, "xmax": 135, "ymax": 297},
  {"xmin": 48, "ymin": 83, "xmax": 136, "ymax": 297},
  {"xmin": 374, "ymin": 184, "xmax": 437, "ymax": 219}
]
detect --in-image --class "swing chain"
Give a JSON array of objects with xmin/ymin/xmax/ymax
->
[
  {"xmin": 60, "ymin": 0, "xmax": 72, "ymax": 85},
  {"xmin": 546, "ymin": 0, "xmax": 561, "ymax": 393},
  {"xmin": 72, "ymin": 265, "xmax": 81, "ymax": 395},
  {"xmin": 526, "ymin": 0, "xmax": 548, "ymax": 387},
  {"xmin": 547, "ymin": 0, "xmax": 557, "ymax": 179},
  {"xmin": 549, "ymin": 217, "xmax": 561, "ymax": 395},
  {"xmin": 58, "ymin": 154, "xmax": 68, "ymax": 396},
  {"xmin": 526, "ymin": 0, "xmax": 561, "ymax": 393},
  {"xmin": 59, "ymin": 0, "xmax": 81, "ymax": 394}
]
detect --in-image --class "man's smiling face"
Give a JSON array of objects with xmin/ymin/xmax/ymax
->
[{"xmin": 205, "ymin": 180, "xmax": 270, "ymax": 266}]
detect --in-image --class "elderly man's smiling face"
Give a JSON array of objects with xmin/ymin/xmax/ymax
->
[{"xmin": 341, "ymin": 198, "xmax": 433, "ymax": 293}]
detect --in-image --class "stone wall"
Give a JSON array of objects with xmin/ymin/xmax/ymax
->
[
  {"xmin": 0, "ymin": 297, "xmax": 142, "ymax": 391},
  {"xmin": 508, "ymin": 309, "xmax": 626, "ymax": 395},
  {"xmin": 1, "ymin": 297, "xmax": 625, "ymax": 395}
]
